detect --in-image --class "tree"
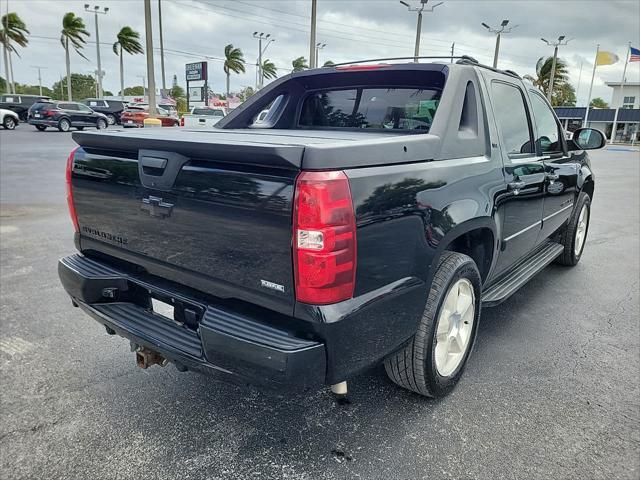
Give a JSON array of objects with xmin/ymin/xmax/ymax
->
[
  {"xmin": 60, "ymin": 12, "xmax": 89, "ymax": 101},
  {"xmin": 291, "ymin": 56, "xmax": 308, "ymax": 72},
  {"xmin": 0, "ymin": 12, "xmax": 29, "ymax": 94},
  {"xmin": 15, "ymin": 83, "xmax": 54, "ymax": 96},
  {"xmin": 261, "ymin": 59, "xmax": 277, "ymax": 81},
  {"xmin": 223, "ymin": 44, "xmax": 245, "ymax": 98},
  {"xmin": 0, "ymin": 75, "xmax": 6, "ymax": 93},
  {"xmin": 553, "ymin": 82, "xmax": 576, "ymax": 107},
  {"xmin": 113, "ymin": 26, "xmax": 143, "ymax": 101},
  {"xmin": 51, "ymin": 73, "xmax": 97, "ymax": 100},
  {"xmin": 238, "ymin": 86, "xmax": 255, "ymax": 102},
  {"xmin": 121, "ymin": 85, "xmax": 145, "ymax": 95},
  {"xmin": 523, "ymin": 56, "xmax": 569, "ymax": 100},
  {"xmin": 322, "ymin": 60, "xmax": 335, "ymax": 67},
  {"xmin": 590, "ymin": 97, "xmax": 609, "ymax": 109},
  {"xmin": 170, "ymin": 84, "xmax": 185, "ymax": 99}
]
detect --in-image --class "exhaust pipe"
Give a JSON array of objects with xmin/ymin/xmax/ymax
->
[{"xmin": 135, "ymin": 346, "xmax": 168, "ymax": 369}]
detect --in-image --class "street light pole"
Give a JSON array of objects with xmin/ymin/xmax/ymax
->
[
  {"xmin": 315, "ymin": 42, "xmax": 326, "ymax": 67},
  {"xmin": 399, "ymin": 0, "xmax": 443, "ymax": 63},
  {"xmin": 481, "ymin": 20, "xmax": 517, "ymax": 69},
  {"xmin": 253, "ymin": 32, "xmax": 272, "ymax": 89},
  {"xmin": 84, "ymin": 4, "xmax": 109, "ymax": 98},
  {"xmin": 31, "ymin": 66, "xmax": 46, "ymax": 96},
  {"xmin": 309, "ymin": 0, "xmax": 317, "ymax": 68},
  {"xmin": 143, "ymin": 0, "xmax": 157, "ymax": 117},
  {"xmin": 158, "ymin": 0, "xmax": 166, "ymax": 92},
  {"xmin": 541, "ymin": 36, "xmax": 570, "ymax": 103}
]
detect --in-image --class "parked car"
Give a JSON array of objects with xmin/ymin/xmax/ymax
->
[
  {"xmin": 28, "ymin": 101, "xmax": 108, "ymax": 132},
  {"xmin": 180, "ymin": 106, "xmax": 227, "ymax": 128},
  {"xmin": 0, "ymin": 94, "xmax": 51, "ymax": 121},
  {"xmin": 120, "ymin": 104, "xmax": 179, "ymax": 128},
  {"xmin": 81, "ymin": 98, "xmax": 125, "ymax": 125},
  {"xmin": 0, "ymin": 108, "xmax": 19, "ymax": 130},
  {"xmin": 59, "ymin": 58, "xmax": 604, "ymax": 399}
]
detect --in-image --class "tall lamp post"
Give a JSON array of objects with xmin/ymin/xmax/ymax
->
[
  {"xmin": 84, "ymin": 4, "xmax": 108, "ymax": 98},
  {"xmin": 481, "ymin": 19, "xmax": 517, "ymax": 68},
  {"xmin": 315, "ymin": 42, "xmax": 326, "ymax": 67},
  {"xmin": 143, "ymin": 0, "xmax": 157, "ymax": 117},
  {"xmin": 399, "ymin": 0, "xmax": 443, "ymax": 62},
  {"xmin": 253, "ymin": 32, "xmax": 273, "ymax": 89},
  {"xmin": 541, "ymin": 35, "xmax": 570, "ymax": 103}
]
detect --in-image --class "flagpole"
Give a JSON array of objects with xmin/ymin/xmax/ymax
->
[
  {"xmin": 610, "ymin": 42, "xmax": 631, "ymax": 144},
  {"xmin": 575, "ymin": 61, "xmax": 583, "ymax": 105},
  {"xmin": 583, "ymin": 44, "xmax": 599, "ymax": 126}
]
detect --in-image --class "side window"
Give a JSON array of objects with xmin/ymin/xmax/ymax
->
[
  {"xmin": 491, "ymin": 81, "xmax": 534, "ymax": 157},
  {"xmin": 88, "ymin": 101, "xmax": 99, "ymax": 106},
  {"xmin": 60, "ymin": 103, "xmax": 78, "ymax": 110},
  {"xmin": 529, "ymin": 91, "xmax": 563, "ymax": 154},
  {"xmin": 78, "ymin": 104, "xmax": 93, "ymax": 112}
]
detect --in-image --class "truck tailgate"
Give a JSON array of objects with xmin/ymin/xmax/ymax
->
[{"xmin": 70, "ymin": 129, "xmax": 319, "ymax": 315}]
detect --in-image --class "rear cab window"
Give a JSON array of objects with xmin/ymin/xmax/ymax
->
[
  {"xmin": 299, "ymin": 87, "xmax": 440, "ymax": 131},
  {"xmin": 192, "ymin": 108, "xmax": 224, "ymax": 116}
]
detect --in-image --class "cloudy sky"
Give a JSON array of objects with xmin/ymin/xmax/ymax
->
[{"xmin": 4, "ymin": 0, "xmax": 640, "ymax": 104}]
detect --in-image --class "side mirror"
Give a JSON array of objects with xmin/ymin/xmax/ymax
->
[{"xmin": 571, "ymin": 128, "xmax": 606, "ymax": 150}]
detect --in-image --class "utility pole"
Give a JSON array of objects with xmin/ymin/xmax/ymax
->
[
  {"xmin": 315, "ymin": 42, "xmax": 326, "ymax": 67},
  {"xmin": 541, "ymin": 35, "xmax": 570, "ymax": 103},
  {"xmin": 84, "ymin": 4, "xmax": 109, "ymax": 98},
  {"xmin": 450, "ymin": 42, "xmax": 454, "ymax": 63},
  {"xmin": 143, "ymin": 0, "xmax": 157, "ymax": 116},
  {"xmin": 481, "ymin": 19, "xmax": 517, "ymax": 68},
  {"xmin": 309, "ymin": 0, "xmax": 317, "ymax": 68},
  {"xmin": 399, "ymin": 0, "xmax": 443, "ymax": 63},
  {"xmin": 137, "ymin": 75, "xmax": 146, "ymax": 95},
  {"xmin": 31, "ymin": 66, "xmax": 46, "ymax": 96},
  {"xmin": 158, "ymin": 0, "xmax": 166, "ymax": 92}
]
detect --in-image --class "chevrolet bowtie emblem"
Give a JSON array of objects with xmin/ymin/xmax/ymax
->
[{"xmin": 141, "ymin": 196, "xmax": 174, "ymax": 218}]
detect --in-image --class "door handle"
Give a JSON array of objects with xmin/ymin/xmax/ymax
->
[
  {"xmin": 546, "ymin": 172, "xmax": 560, "ymax": 182},
  {"xmin": 507, "ymin": 181, "xmax": 526, "ymax": 195}
]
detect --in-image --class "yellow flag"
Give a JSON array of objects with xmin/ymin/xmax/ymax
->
[{"xmin": 596, "ymin": 51, "xmax": 619, "ymax": 66}]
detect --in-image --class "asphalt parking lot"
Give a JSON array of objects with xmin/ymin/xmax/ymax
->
[{"xmin": 1, "ymin": 126, "xmax": 638, "ymax": 479}]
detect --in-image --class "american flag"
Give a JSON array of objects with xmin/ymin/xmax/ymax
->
[{"xmin": 630, "ymin": 46, "xmax": 640, "ymax": 62}]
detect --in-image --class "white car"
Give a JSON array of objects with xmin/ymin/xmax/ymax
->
[
  {"xmin": 180, "ymin": 107, "xmax": 227, "ymax": 128},
  {"xmin": 0, "ymin": 108, "xmax": 19, "ymax": 130}
]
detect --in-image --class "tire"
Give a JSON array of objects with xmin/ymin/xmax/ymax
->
[
  {"xmin": 555, "ymin": 192, "xmax": 591, "ymax": 266},
  {"xmin": 105, "ymin": 114, "xmax": 116, "ymax": 125},
  {"xmin": 96, "ymin": 118, "xmax": 107, "ymax": 130},
  {"xmin": 35, "ymin": 125, "xmax": 47, "ymax": 131},
  {"xmin": 385, "ymin": 251, "xmax": 482, "ymax": 398},
  {"xmin": 58, "ymin": 118, "xmax": 71, "ymax": 132},
  {"xmin": 3, "ymin": 116, "xmax": 16, "ymax": 130}
]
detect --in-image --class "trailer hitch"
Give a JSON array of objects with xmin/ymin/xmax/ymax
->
[{"xmin": 134, "ymin": 346, "xmax": 168, "ymax": 369}]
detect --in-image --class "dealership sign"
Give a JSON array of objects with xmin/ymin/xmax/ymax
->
[{"xmin": 186, "ymin": 62, "xmax": 207, "ymax": 81}]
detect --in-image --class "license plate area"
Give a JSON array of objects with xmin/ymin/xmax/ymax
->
[
  {"xmin": 151, "ymin": 297, "xmax": 175, "ymax": 320},
  {"xmin": 134, "ymin": 283, "xmax": 204, "ymax": 331}
]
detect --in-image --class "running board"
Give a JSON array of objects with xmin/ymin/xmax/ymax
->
[{"xmin": 482, "ymin": 242, "xmax": 564, "ymax": 307}]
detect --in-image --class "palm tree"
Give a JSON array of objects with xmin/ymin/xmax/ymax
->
[
  {"xmin": 0, "ymin": 13, "xmax": 29, "ymax": 94},
  {"xmin": 223, "ymin": 44, "xmax": 245, "ymax": 98},
  {"xmin": 113, "ymin": 26, "xmax": 143, "ymax": 100},
  {"xmin": 261, "ymin": 59, "xmax": 277, "ymax": 81},
  {"xmin": 523, "ymin": 56, "xmax": 569, "ymax": 97},
  {"xmin": 291, "ymin": 56, "xmax": 308, "ymax": 72},
  {"xmin": 60, "ymin": 12, "xmax": 89, "ymax": 101}
]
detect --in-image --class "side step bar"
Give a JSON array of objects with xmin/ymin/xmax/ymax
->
[{"xmin": 482, "ymin": 241, "xmax": 564, "ymax": 307}]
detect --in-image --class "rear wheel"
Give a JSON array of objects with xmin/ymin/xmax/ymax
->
[
  {"xmin": 384, "ymin": 251, "xmax": 482, "ymax": 398},
  {"xmin": 555, "ymin": 192, "xmax": 591, "ymax": 266},
  {"xmin": 35, "ymin": 125, "xmax": 46, "ymax": 131},
  {"xmin": 105, "ymin": 113, "xmax": 116, "ymax": 125},
  {"xmin": 58, "ymin": 118, "xmax": 71, "ymax": 132},
  {"xmin": 96, "ymin": 118, "xmax": 107, "ymax": 130},
  {"xmin": 3, "ymin": 116, "xmax": 16, "ymax": 130}
]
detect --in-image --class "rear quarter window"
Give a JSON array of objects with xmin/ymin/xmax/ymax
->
[{"xmin": 299, "ymin": 87, "xmax": 440, "ymax": 131}]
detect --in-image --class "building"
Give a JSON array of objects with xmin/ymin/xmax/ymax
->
[
  {"xmin": 605, "ymin": 82, "xmax": 640, "ymax": 109},
  {"xmin": 553, "ymin": 82, "xmax": 640, "ymax": 143}
]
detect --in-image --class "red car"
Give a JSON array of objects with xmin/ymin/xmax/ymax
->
[{"xmin": 120, "ymin": 104, "xmax": 179, "ymax": 128}]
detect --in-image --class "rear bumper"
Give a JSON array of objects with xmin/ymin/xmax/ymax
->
[
  {"xmin": 28, "ymin": 118, "xmax": 58, "ymax": 126},
  {"xmin": 58, "ymin": 254, "xmax": 326, "ymax": 389}
]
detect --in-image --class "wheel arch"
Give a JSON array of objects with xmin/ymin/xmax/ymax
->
[{"xmin": 432, "ymin": 217, "xmax": 498, "ymax": 284}]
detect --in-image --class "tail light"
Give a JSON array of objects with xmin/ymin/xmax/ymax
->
[
  {"xmin": 180, "ymin": 116, "xmax": 185, "ymax": 127},
  {"xmin": 66, "ymin": 147, "xmax": 80, "ymax": 232},
  {"xmin": 293, "ymin": 171, "xmax": 356, "ymax": 304}
]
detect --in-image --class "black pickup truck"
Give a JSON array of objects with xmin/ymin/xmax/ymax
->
[{"xmin": 58, "ymin": 58, "xmax": 605, "ymax": 398}]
